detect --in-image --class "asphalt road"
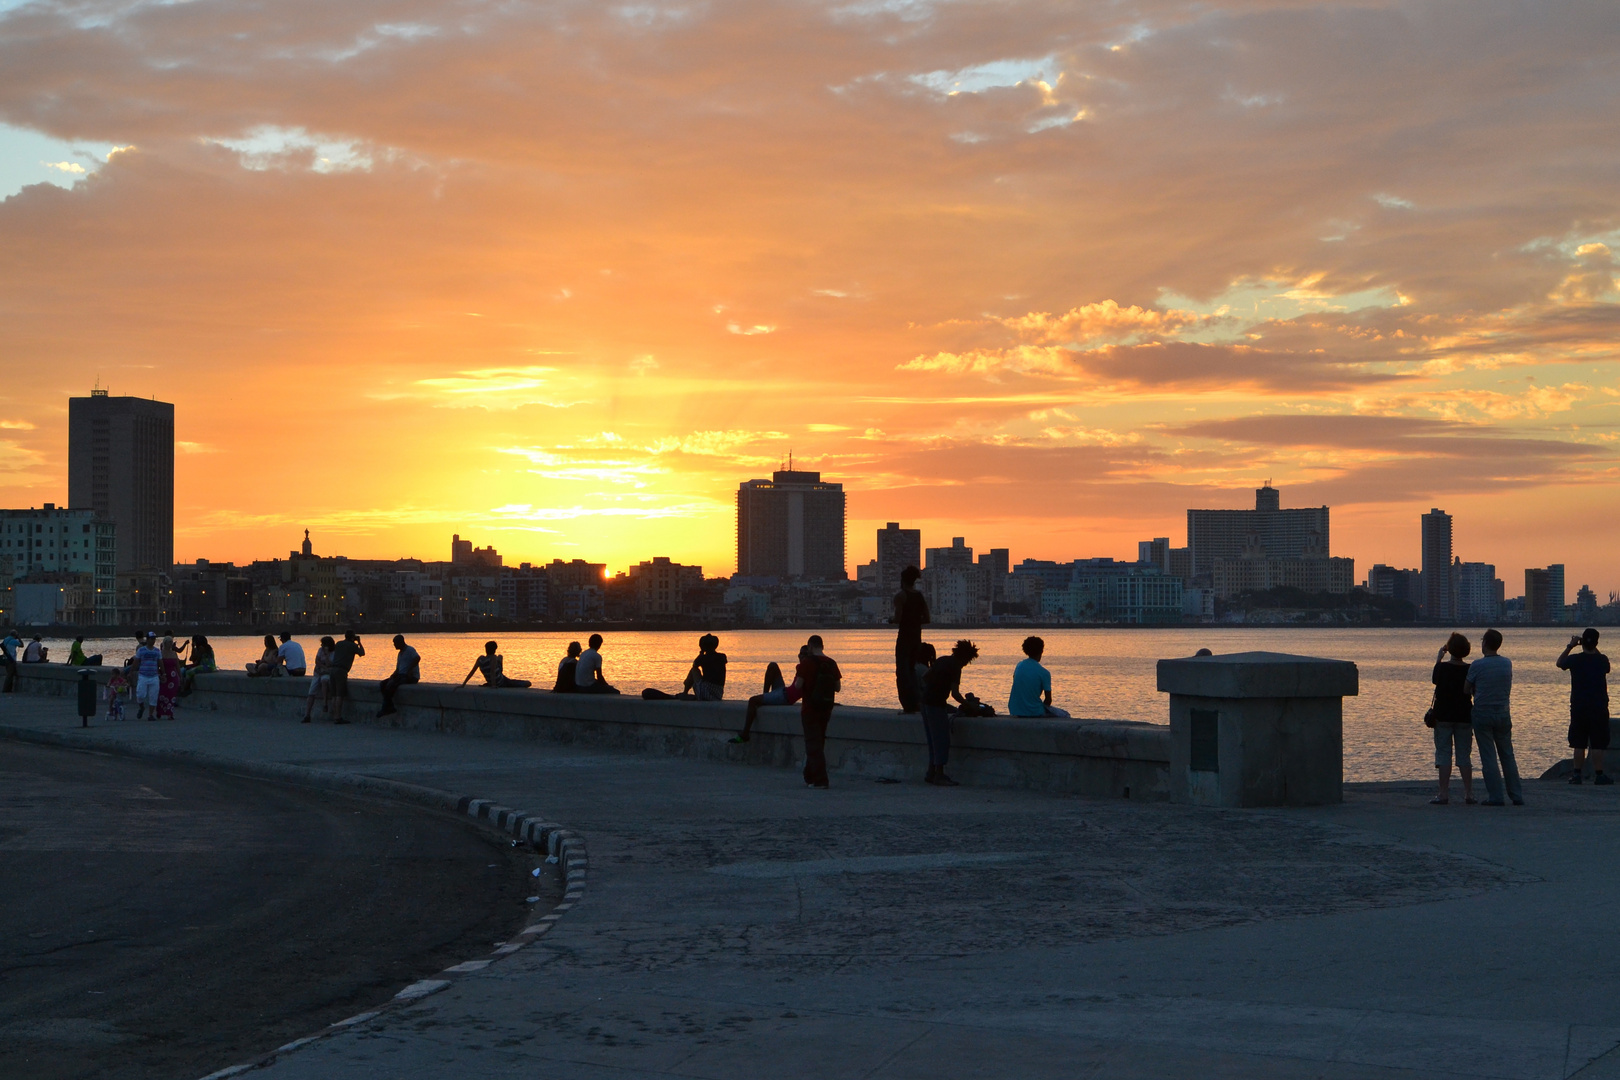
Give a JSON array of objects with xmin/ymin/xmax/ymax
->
[{"xmin": 0, "ymin": 740, "xmax": 539, "ymax": 1080}]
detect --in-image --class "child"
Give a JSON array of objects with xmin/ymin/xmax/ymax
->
[{"xmin": 106, "ymin": 670, "xmax": 130, "ymax": 721}]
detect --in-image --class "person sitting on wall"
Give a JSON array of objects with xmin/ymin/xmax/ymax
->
[
  {"xmin": 553, "ymin": 641, "xmax": 582, "ymax": 692},
  {"xmin": 22, "ymin": 636, "xmax": 45, "ymax": 663},
  {"xmin": 462, "ymin": 640, "xmax": 532, "ymax": 689},
  {"xmin": 245, "ymin": 634, "xmax": 282, "ymax": 677},
  {"xmin": 574, "ymin": 634, "xmax": 619, "ymax": 695},
  {"xmin": 647, "ymin": 635, "xmax": 729, "ymax": 701},
  {"xmin": 1007, "ymin": 636, "xmax": 1070, "ymax": 718},
  {"xmin": 68, "ymin": 636, "xmax": 103, "ymax": 667},
  {"xmin": 730, "ymin": 649, "xmax": 808, "ymax": 743}
]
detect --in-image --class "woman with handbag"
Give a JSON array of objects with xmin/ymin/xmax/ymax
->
[{"xmin": 1430, "ymin": 632, "xmax": 1476, "ymax": 805}]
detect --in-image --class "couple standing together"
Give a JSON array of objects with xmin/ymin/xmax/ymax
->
[{"xmin": 1430, "ymin": 627, "xmax": 1611, "ymax": 806}]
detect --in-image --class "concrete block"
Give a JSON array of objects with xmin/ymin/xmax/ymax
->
[
  {"xmin": 1157, "ymin": 651, "xmax": 1358, "ymax": 699},
  {"xmin": 1159, "ymin": 651, "xmax": 1356, "ymax": 808}
]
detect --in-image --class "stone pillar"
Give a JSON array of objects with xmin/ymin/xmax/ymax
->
[{"xmin": 1156, "ymin": 651, "xmax": 1358, "ymax": 807}]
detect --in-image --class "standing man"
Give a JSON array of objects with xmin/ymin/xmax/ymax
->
[
  {"xmin": 133, "ymin": 631, "xmax": 163, "ymax": 720},
  {"xmin": 798, "ymin": 635, "xmax": 842, "ymax": 789},
  {"xmin": 1559, "ymin": 628, "xmax": 1612, "ymax": 785},
  {"xmin": 1466, "ymin": 628, "xmax": 1524, "ymax": 806},
  {"xmin": 0, "ymin": 628, "xmax": 19, "ymax": 692},
  {"xmin": 922, "ymin": 640, "xmax": 979, "ymax": 787},
  {"xmin": 378, "ymin": 634, "xmax": 420, "ymax": 717},
  {"xmin": 327, "ymin": 631, "xmax": 364, "ymax": 725},
  {"xmin": 892, "ymin": 566, "xmax": 929, "ymax": 714}
]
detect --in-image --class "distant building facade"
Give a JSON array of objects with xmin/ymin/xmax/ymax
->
[
  {"xmin": 1455, "ymin": 560, "xmax": 1504, "ymax": 623},
  {"xmin": 1420, "ymin": 508, "xmax": 1454, "ymax": 621},
  {"xmin": 0, "ymin": 505, "xmax": 117, "ymax": 624},
  {"xmin": 736, "ymin": 470, "xmax": 846, "ymax": 580},
  {"xmin": 1525, "ymin": 565, "xmax": 1566, "ymax": 623},
  {"xmin": 68, "ymin": 391, "xmax": 173, "ymax": 572},
  {"xmin": 1186, "ymin": 484, "xmax": 1330, "ymax": 578},
  {"xmin": 875, "ymin": 522, "xmax": 921, "ymax": 595}
]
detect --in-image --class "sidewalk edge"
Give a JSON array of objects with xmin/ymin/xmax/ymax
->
[{"xmin": 0, "ymin": 723, "xmax": 589, "ymax": 1080}]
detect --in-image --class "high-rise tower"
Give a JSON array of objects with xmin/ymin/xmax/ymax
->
[
  {"xmin": 68, "ymin": 391, "xmax": 174, "ymax": 572},
  {"xmin": 1420, "ymin": 508, "xmax": 1454, "ymax": 622},
  {"xmin": 736, "ymin": 470, "xmax": 846, "ymax": 579}
]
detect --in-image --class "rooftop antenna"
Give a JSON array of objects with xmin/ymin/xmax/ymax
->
[{"xmin": 788, "ymin": 450, "xmax": 794, "ymax": 471}]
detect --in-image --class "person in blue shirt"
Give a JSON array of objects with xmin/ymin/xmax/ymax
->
[
  {"xmin": 1558, "ymin": 628, "xmax": 1612, "ymax": 785},
  {"xmin": 133, "ymin": 631, "xmax": 164, "ymax": 721},
  {"xmin": 1008, "ymin": 637, "xmax": 1070, "ymax": 718}
]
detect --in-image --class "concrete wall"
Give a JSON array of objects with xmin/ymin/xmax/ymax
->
[{"xmin": 9, "ymin": 663, "xmax": 1170, "ymax": 799}]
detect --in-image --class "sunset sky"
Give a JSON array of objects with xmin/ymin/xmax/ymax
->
[{"xmin": 1, "ymin": 0, "xmax": 1618, "ymax": 593}]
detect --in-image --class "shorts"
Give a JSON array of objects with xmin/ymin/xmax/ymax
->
[
  {"xmin": 1568, "ymin": 708, "xmax": 1612, "ymax": 751},
  {"xmin": 307, "ymin": 674, "xmax": 330, "ymax": 699},
  {"xmin": 694, "ymin": 680, "xmax": 724, "ymax": 702},
  {"xmin": 1434, "ymin": 722, "xmax": 1473, "ymax": 770},
  {"xmin": 135, "ymin": 674, "xmax": 160, "ymax": 707},
  {"xmin": 758, "ymin": 686, "xmax": 788, "ymax": 706},
  {"xmin": 328, "ymin": 671, "xmax": 349, "ymax": 700}
]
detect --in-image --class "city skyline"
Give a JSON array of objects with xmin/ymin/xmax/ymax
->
[{"xmin": 2, "ymin": 2, "xmax": 1619, "ymax": 589}]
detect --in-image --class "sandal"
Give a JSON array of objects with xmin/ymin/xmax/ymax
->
[{"xmin": 1429, "ymin": 796, "xmax": 1449, "ymax": 805}]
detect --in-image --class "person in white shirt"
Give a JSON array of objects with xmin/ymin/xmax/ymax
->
[
  {"xmin": 277, "ymin": 632, "xmax": 307, "ymax": 677},
  {"xmin": 377, "ymin": 634, "xmax": 420, "ymax": 717},
  {"xmin": 574, "ymin": 634, "xmax": 619, "ymax": 694}
]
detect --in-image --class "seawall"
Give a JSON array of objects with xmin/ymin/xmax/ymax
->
[{"xmin": 9, "ymin": 664, "xmax": 1172, "ymax": 799}]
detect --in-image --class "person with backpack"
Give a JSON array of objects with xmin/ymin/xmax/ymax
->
[
  {"xmin": 797, "ymin": 635, "xmax": 842, "ymax": 789},
  {"xmin": 921, "ymin": 639, "xmax": 979, "ymax": 787}
]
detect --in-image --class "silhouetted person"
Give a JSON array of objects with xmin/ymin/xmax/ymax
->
[
  {"xmin": 681, "ymin": 634, "xmax": 727, "ymax": 700},
  {"xmin": 892, "ymin": 566, "xmax": 929, "ymax": 713},
  {"xmin": 303, "ymin": 635, "xmax": 336, "ymax": 722},
  {"xmin": 1559, "ymin": 627, "xmax": 1611, "ymax": 784},
  {"xmin": 553, "ymin": 641, "xmax": 582, "ymax": 692},
  {"xmin": 1430, "ymin": 632, "xmax": 1475, "ymax": 804},
  {"xmin": 378, "ymin": 634, "xmax": 420, "ymax": 716},
  {"xmin": 1009, "ymin": 636, "xmax": 1069, "ymax": 718},
  {"xmin": 798, "ymin": 635, "xmax": 841, "ymax": 788},
  {"xmin": 1467, "ymin": 628, "xmax": 1523, "ymax": 806},
  {"xmin": 328, "ymin": 631, "xmax": 365, "ymax": 724},
  {"xmin": 575, "ymin": 634, "xmax": 619, "ymax": 694},
  {"xmin": 731, "ymin": 649, "xmax": 808, "ymax": 743},
  {"xmin": 1, "ymin": 629, "xmax": 19, "ymax": 691},
  {"xmin": 246, "ymin": 634, "xmax": 280, "ymax": 677},
  {"xmin": 463, "ymin": 640, "xmax": 531, "ymax": 689},
  {"xmin": 922, "ymin": 640, "xmax": 977, "ymax": 786}
]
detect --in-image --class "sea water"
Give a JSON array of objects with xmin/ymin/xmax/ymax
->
[{"xmin": 49, "ymin": 626, "xmax": 1590, "ymax": 782}]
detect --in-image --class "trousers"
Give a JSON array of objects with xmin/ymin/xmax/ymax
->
[
  {"xmin": 801, "ymin": 706, "xmax": 832, "ymax": 786},
  {"xmin": 1473, "ymin": 715, "xmax": 1523, "ymax": 804},
  {"xmin": 895, "ymin": 643, "xmax": 920, "ymax": 712},
  {"xmin": 922, "ymin": 704, "xmax": 952, "ymax": 767}
]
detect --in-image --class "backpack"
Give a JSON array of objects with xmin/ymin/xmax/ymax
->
[{"xmin": 805, "ymin": 656, "xmax": 841, "ymax": 709}]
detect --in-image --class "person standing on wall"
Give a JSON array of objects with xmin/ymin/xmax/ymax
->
[
  {"xmin": 1559, "ymin": 628, "xmax": 1612, "ymax": 785},
  {"xmin": 892, "ymin": 566, "xmax": 929, "ymax": 714},
  {"xmin": 798, "ymin": 635, "xmax": 842, "ymax": 789}
]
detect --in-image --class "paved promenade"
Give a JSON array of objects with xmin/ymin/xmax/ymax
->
[{"xmin": 3, "ymin": 694, "xmax": 1618, "ymax": 1079}]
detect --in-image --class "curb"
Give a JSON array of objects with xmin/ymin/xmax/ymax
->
[{"xmin": 0, "ymin": 724, "xmax": 588, "ymax": 1079}]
